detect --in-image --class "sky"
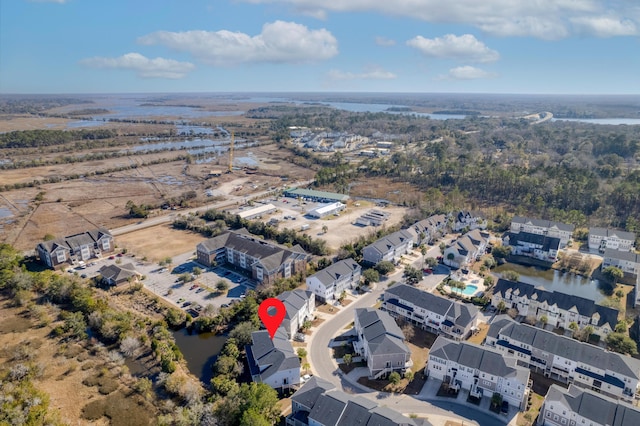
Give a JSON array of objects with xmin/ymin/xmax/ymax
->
[{"xmin": 1, "ymin": 0, "xmax": 639, "ymax": 94}]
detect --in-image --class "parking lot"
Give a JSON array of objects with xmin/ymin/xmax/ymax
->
[{"xmin": 65, "ymin": 250, "xmax": 253, "ymax": 315}]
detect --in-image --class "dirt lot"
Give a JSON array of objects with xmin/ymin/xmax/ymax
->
[{"xmin": 116, "ymin": 224, "xmax": 205, "ymax": 261}]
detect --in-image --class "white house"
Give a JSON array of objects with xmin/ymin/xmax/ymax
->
[
  {"xmin": 491, "ymin": 279, "xmax": 617, "ymax": 339},
  {"xmin": 278, "ymin": 290, "xmax": 315, "ymax": 339},
  {"xmin": 383, "ymin": 284, "xmax": 480, "ymax": 341},
  {"xmin": 427, "ymin": 336, "xmax": 531, "ymax": 411},
  {"xmin": 443, "ymin": 229, "xmax": 489, "ymax": 269},
  {"xmin": 452, "ymin": 211, "xmax": 487, "ymax": 232},
  {"xmin": 502, "ymin": 232, "xmax": 560, "ymax": 262},
  {"xmin": 405, "ymin": 214, "xmax": 448, "ymax": 246},
  {"xmin": 602, "ymin": 248, "xmax": 640, "ymax": 276},
  {"xmin": 588, "ymin": 228, "xmax": 635, "ymax": 252},
  {"xmin": 510, "ymin": 217, "xmax": 574, "ymax": 247},
  {"xmin": 362, "ymin": 230, "xmax": 414, "ymax": 265},
  {"xmin": 538, "ymin": 384, "xmax": 640, "ymax": 426},
  {"xmin": 486, "ymin": 316, "xmax": 640, "ymax": 402},
  {"xmin": 306, "ymin": 259, "xmax": 361, "ymax": 303},
  {"xmin": 247, "ymin": 328, "xmax": 300, "ymax": 390},
  {"xmin": 353, "ymin": 308, "xmax": 412, "ymax": 379}
]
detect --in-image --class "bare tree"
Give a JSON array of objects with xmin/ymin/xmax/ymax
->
[{"xmin": 120, "ymin": 336, "xmax": 141, "ymax": 357}]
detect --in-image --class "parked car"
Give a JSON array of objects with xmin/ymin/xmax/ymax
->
[
  {"xmin": 294, "ymin": 333, "xmax": 306, "ymax": 342},
  {"xmin": 196, "ymin": 288, "xmax": 204, "ymax": 293},
  {"xmin": 423, "ymin": 268, "xmax": 433, "ymax": 274},
  {"xmin": 501, "ymin": 401, "xmax": 509, "ymax": 415},
  {"xmin": 182, "ymin": 301, "xmax": 192, "ymax": 308}
]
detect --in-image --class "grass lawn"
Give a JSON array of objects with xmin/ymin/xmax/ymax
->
[
  {"xmin": 467, "ymin": 322, "xmax": 489, "ymax": 345},
  {"xmin": 516, "ymin": 392, "xmax": 544, "ymax": 426},
  {"xmin": 333, "ymin": 343, "xmax": 355, "ymax": 359},
  {"xmin": 356, "ymin": 370, "xmax": 427, "ymax": 395}
]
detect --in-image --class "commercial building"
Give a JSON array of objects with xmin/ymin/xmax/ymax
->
[
  {"xmin": 283, "ymin": 188, "xmax": 349, "ymax": 203},
  {"xmin": 237, "ymin": 203, "xmax": 277, "ymax": 220},
  {"xmin": 306, "ymin": 202, "xmax": 345, "ymax": 219}
]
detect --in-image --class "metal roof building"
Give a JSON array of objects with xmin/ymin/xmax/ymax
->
[{"xmin": 283, "ymin": 188, "xmax": 349, "ymax": 203}]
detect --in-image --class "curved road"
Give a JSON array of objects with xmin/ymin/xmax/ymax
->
[{"xmin": 307, "ymin": 245, "xmax": 503, "ymax": 425}]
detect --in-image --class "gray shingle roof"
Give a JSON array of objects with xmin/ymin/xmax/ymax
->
[
  {"xmin": 493, "ymin": 279, "xmax": 619, "ymax": 329},
  {"xmin": 385, "ymin": 284, "xmax": 478, "ymax": 328},
  {"xmin": 278, "ymin": 289, "xmax": 313, "ymax": 320},
  {"xmin": 37, "ymin": 228, "xmax": 112, "ymax": 253},
  {"xmin": 590, "ymin": 227, "xmax": 636, "ymax": 241},
  {"xmin": 197, "ymin": 230, "xmax": 308, "ymax": 272},
  {"xmin": 293, "ymin": 382, "xmax": 424, "ymax": 426},
  {"xmin": 545, "ymin": 384, "xmax": 640, "ymax": 426},
  {"xmin": 99, "ymin": 263, "xmax": 137, "ymax": 284},
  {"xmin": 356, "ymin": 308, "xmax": 409, "ymax": 357},
  {"xmin": 489, "ymin": 317, "xmax": 640, "ymax": 379},
  {"xmin": 505, "ymin": 231, "xmax": 560, "ymax": 252},
  {"xmin": 512, "ymin": 216, "xmax": 575, "ymax": 232},
  {"xmin": 247, "ymin": 328, "xmax": 300, "ymax": 380},
  {"xmin": 430, "ymin": 336, "xmax": 530, "ymax": 384},
  {"xmin": 364, "ymin": 230, "xmax": 414, "ymax": 257},
  {"xmin": 308, "ymin": 258, "xmax": 360, "ymax": 288},
  {"xmin": 603, "ymin": 248, "xmax": 640, "ymax": 264},
  {"xmin": 290, "ymin": 376, "xmax": 335, "ymax": 410}
]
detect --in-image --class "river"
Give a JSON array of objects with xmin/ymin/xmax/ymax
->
[
  {"xmin": 493, "ymin": 263, "xmax": 605, "ymax": 302},
  {"xmin": 172, "ymin": 328, "xmax": 227, "ymax": 384}
]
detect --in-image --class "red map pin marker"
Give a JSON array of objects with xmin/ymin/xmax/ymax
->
[{"xmin": 258, "ymin": 298, "xmax": 286, "ymax": 340}]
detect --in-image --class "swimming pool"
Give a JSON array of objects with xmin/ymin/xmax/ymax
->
[{"xmin": 460, "ymin": 284, "xmax": 478, "ymax": 296}]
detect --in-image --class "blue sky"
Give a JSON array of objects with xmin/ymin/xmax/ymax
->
[{"xmin": 1, "ymin": 0, "xmax": 639, "ymax": 94}]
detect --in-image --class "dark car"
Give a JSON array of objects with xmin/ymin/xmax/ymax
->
[
  {"xmin": 182, "ymin": 301, "xmax": 192, "ymax": 308},
  {"xmin": 501, "ymin": 401, "xmax": 509, "ymax": 415}
]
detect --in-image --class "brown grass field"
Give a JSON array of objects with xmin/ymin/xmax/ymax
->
[{"xmin": 116, "ymin": 224, "xmax": 205, "ymax": 261}]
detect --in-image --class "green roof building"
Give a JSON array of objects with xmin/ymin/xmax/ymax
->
[{"xmin": 283, "ymin": 188, "xmax": 349, "ymax": 203}]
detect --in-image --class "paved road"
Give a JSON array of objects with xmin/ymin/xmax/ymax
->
[
  {"xmin": 306, "ymin": 244, "xmax": 497, "ymax": 424},
  {"xmin": 111, "ymin": 179, "xmax": 315, "ymax": 236}
]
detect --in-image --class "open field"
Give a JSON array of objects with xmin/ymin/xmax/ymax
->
[{"xmin": 116, "ymin": 224, "xmax": 205, "ymax": 261}]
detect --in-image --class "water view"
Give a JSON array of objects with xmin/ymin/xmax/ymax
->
[
  {"xmin": 172, "ymin": 328, "xmax": 227, "ymax": 384},
  {"xmin": 493, "ymin": 263, "xmax": 605, "ymax": 302}
]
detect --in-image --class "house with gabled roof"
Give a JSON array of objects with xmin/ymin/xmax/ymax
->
[
  {"xmin": 405, "ymin": 214, "xmax": 448, "ymax": 246},
  {"xmin": 510, "ymin": 216, "xmax": 574, "ymax": 247},
  {"xmin": 486, "ymin": 316, "xmax": 640, "ymax": 402},
  {"xmin": 538, "ymin": 384, "xmax": 640, "ymax": 426},
  {"xmin": 362, "ymin": 230, "xmax": 414, "ymax": 265},
  {"xmin": 287, "ymin": 376, "xmax": 434, "ymax": 426},
  {"xmin": 277, "ymin": 289, "xmax": 315, "ymax": 339},
  {"xmin": 354, "ymin": 308, "xmax": 412, "ymax": 379},
  {"xmin": 443, "ymin": 229, "xmax": 489, "ymax": 269},
  {"xmin": 452, "ymin": 210, "xmax": 487, "ymax": 233},
  {"xmin": 196, "ymin": 230, "xmax": 308, "ymax": 285},
  {"xmin": 503, "ymin": 231, "xmax": 560, "ymax": 262},
  {"xmin": 589, "ymin": 228, "xmax": 635, "ymax": 253},
  {"xmin": 246, "ymin": 328, "xmax": 300, "ymax": 390},
  {"xmin": 427, "ymin": 336, "xmax": 531, "ymax": 411},
  {"xmin": 306, "ymin": 259, "xmax": 361, "ymax": 303},
  {"xmin": 99, "ymin": 263, "xmax": 139, "ymax": 286},
  {"xmin": 602, "ymin": 248, "xmax": 640, "ymax": 276},
  {"xmin": 491, "ymin": 279, "xmax": 618, "ymax": 338},
  {"xmin": 383, "ymin": 284, "xmax": 479, "ymax": 340},
  {"xmin": 36, "ymin": 228, "xmax": 114, "ymax": 269}
]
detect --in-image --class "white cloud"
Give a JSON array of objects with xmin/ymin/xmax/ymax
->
[
  {"xmin": 407, "ymin": 34, "xmax": 499, "ymax": 62},
  {"xmin": 239, "ymin": 0, "xmax": 639, "ymax": 39},
  {"xmin": 138, "ymin": 21, "xmax": 338, "ymax": 66},
  {"xmin": 375, "ymin": 36, "xmax": 396, "ymax": 47},
  {"xmin": 441, "ymin": 66, "xmax": 497, "ymax": 80},
  {"xmin": 327, "ymin": 68, "xmax": 397, "ymax": 80},
  {"xmin": 571, "ymin": 16, "xmax": 638, "ymax": 37},
  {"xmin": 80, "ymin": 53, "xmax": 195, "ymax": 79}
]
